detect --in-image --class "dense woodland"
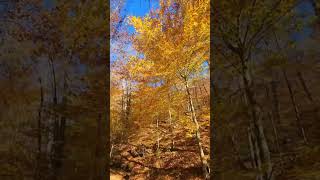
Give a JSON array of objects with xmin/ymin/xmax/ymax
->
[
  {"xmin": 110, "ymin": 0, "xmax": 210, "ymax": 179},
  {"xmin": 0, "ymin": 1, "xmax": 107, "ymax": 179},
  {"xmin": 213, "ymin": 0, "xmax": 320, "ymax": 179}
]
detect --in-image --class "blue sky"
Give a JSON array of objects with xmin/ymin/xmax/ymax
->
[
  {"xmin": 292, "ymin": 1, "xmax": 315, "ymax": 41},
  {"xmin": 111, "ymin": 0, "xmax": 160, "ymax": 63},
  {"xmin": 121, "ymin": 0, "xmax": 159, "ymax": 34},
  {"xmin": 122, "ymin": 0, "xmax": 159, "ymax": 17}
]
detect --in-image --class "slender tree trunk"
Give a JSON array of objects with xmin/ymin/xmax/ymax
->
[
  {"xmin": 297, "ymin": 71, "xmax": 314, "ymax": 103},
  {"xmin": 49, "ymin": 56, "xmax": 57, "ymax": 105},
  {"xmin": 248, "ymin": 126, "xmax": 263, "ymax": 180},
  {"xmin": 253, "ymin": 129, "xmax": 263, "ymax": 180},
  {"xmin": 125, "ymin": 81, "xmax": 132, "ymax": 138},
  {"xmin": 240, "ymin": 57, "xmax": 273, "ymax": 180},
  {"xmin": 47, "ymin": 63, "xmax": 67, "ymax": 180},
  {"xmin": 35, "ymin": 77, "xmax": 44, "ymax": 180},
  {"xmin": 47, "ymin": 56, "xmax": 57, "ymax": 180},
  {"xmin": 248, "ymin": 127, "xmax": 257, "ymax": 169},
  {"xmin": 282, "ymin": 69, "xmax": 308, "ymax": 144},
  {"xmin": 266, "ymin": 83, "xmax": 282, "ymax": 166},
  {"xmin": 184, "ymin": 78, "xmax": 210, "ymax": 179},
  {"xmin": 52, "ymin": 73, "xmax": 68, "ymax": 180},
  {"xmin": 168, "ymin": 94, "xmax": 174, "ymax": 150}
]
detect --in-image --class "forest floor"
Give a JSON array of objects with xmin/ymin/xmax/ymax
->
[{"xmin": 110, "ymin": 116, "xmax": 210, "ymax": 180}]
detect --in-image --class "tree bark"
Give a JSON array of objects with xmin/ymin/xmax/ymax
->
[
  {"xmin": 248, "ymin": 127, "xmax": 257, "ymax": 169},
  {"xmin": 52, "ymin": 73, "xmax": 68, "ymax": 180},
  {"xmin": 282, "ymin": 69, "xmax": 307, "ymax": 144},
  {"xmin": 125, "ymin": 81, "xmax": 132, "ymax": 137},
  {"xmin": 168, "ymin": 94, "xmax": 175, "ymax": 150},
  {"xmin": 47, "ymin": 56, "xmax": 57, "ymax": 180},
  {"xmin": 266, "ymin": 83, "xmax": 282, "ymax": 161},
  {"xmin": 297, "ymin": 71, "xmax": 314, "ymax": 103},
  {"xmin": 240, "ymin": 57, "xmax": 273, "ymax": 180},
  {"xmin": 35, "ymin": 77, "xmax": 44, "ymax": 180},
  {"xmin": 49, "ymin": 56, "xmax": 57, "ymax": 105},
  {"xmin": 184, "ymin": 78, "xmax": 210, "ymax": 179}
]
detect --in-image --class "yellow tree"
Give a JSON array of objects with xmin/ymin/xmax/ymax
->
[{"xmin": 129, "ymin": 0, "xmax": 210, "ymax": 178}]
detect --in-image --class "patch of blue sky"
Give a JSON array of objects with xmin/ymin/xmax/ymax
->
[
  {"xmin": 121, "ymin": 0, "xmax": 160, "ymax": 34},
  {"xmin": 111, "ymin": 0, "xmax": 160, "ymax": 64},
  {"xmin": 110, "ymin": 41, "xmax": 138, "ymax": 63},
  {"xmin": 200, "ymin": 61, "xmax": 209, "ymax": 76},
  {"xmin": 291, "ymin": 1, "xmax": 315, "ymax": 42}
]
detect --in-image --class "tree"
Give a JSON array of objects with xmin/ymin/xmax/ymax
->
[
  {"xmin": 213, "ymin": 0, "xmax": 306, "ymax": 179},
  {"xmin": 129, "ymin": 0, "xmax": 210, "ymax": 178}
]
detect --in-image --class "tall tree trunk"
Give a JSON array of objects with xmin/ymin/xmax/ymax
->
[
  {"xmin": 253, "ymin": 129, "xmax": 263, "ymax": 180},
  {"xmin": 49, "ymin": 56, "xmax": 57, "ymax": 105},
  {"xmin": 35, "ymin": 77, "xmax": 44, "ymax": 180},
  {"xmin": 266, "ymin": 83, "xmax": 282, "ymax": 153},
  {"xmin": 47, "ymin": 56, "xmax": 57, "ymax": 180},
  {"xmin": 53, "ymin": 104, "xmax": 66, "ymax": 178},
  {"xmin": 282, "ymin": 69, "xmax": 308, "ymax": 144},
  {"xmin": 168, "ymin": 94, "xmax": 174, "ymax": 150},
  {"xmin": 248, "ymin": 127, "xmax": 257, "ymax": 169},
  {"xmin": 184, "ymin": 78, "xmax": 210, "ymax": 179},
  {"xmin": 52, "ymin": 72, "xmax": 68, "ymax": 180},
  {"xmin": 248, "ymin": 126, "xmax": 263, "ymax": 180},
  {"xmin": 297, "ymin": 71, "xmax": 314, "ymax": 103},
  {"xmin": 265, "ymin": 83, "xmax": 283, "ymax": 172},
  {"xmin": 240, "ymin": 57, "xmax": 273, "ymax": 180},
  {"xmin": 124, "ymin": 81, "xmax": 132, "ymax": 138}
]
